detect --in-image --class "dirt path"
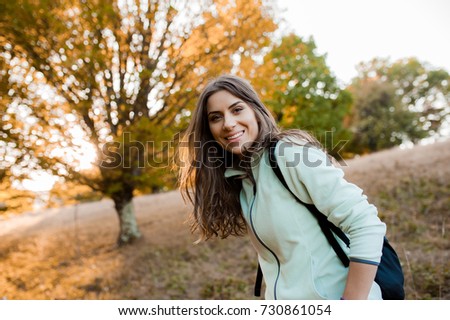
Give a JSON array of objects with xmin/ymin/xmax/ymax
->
[{"xmin": 0, "ymin": 190, "xmax": 191, "ymax": 246}]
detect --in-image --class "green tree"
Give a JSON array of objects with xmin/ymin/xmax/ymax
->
[
  {"xmin": 0, "ymin": 0, "xmax": 277, "ymax": 244},
  {"xmin": 250, "ymin": 34, "xmax": 353, "ymax": 157},
  {"xmin": 348, "ymin": 57, "xmax": 450, "ymax": 152},
  {"xmin": 347, "ymin": 78, "xmax": 425, "ymax": 153}
]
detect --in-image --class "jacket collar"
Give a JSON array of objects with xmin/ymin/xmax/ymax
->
[
  {"xmin": 224, "ymin": 148, "xmax": 265, "ymax": 179},
  {"xmin": 224, "ymin": 167, "xmax": 245, "ymax": 178}
]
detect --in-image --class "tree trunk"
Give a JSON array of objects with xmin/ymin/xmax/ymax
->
[{"xmin": 112, "ymin": 192, "xmax": 141, "ymax": 246}]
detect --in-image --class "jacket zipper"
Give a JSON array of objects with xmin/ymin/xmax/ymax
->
[{"xmin": 249, "ymin": 185, "xmax": 281, "ymax": 300}]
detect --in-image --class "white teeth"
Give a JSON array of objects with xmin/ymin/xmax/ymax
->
[{"xmin": 226, "ymin": 131, "xmax": 244, "ymax": 140}]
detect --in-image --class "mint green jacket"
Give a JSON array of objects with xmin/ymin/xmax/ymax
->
[{"xmin": 225, "ymin": 141, "xmax": 386, "ymax": 300}]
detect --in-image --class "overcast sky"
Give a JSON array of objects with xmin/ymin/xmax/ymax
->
[{"xmin": 276, "ymin": 0, "xmax": 450, "ymax": 84}]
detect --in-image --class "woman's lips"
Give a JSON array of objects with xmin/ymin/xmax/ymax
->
[{"xmin": 225, "ymin": 131, "xmax": 244, "ymax": 142}]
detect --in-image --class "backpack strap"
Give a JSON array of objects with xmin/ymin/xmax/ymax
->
[
  {"xmin": 268, "ymin": 141, "xmax": 350, "ymax": 266},
  {"xmin": 254, "ymin": 263, "xmax": 263, "ymax": 296}
]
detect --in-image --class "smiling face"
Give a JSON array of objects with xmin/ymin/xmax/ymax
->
[{"xmin": 206, "ymin": 90, "xmax": 259, "ymax": 157}]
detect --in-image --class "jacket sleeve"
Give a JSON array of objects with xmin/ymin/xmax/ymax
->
[{"xmin": 275, "ymin": 141, "xmax": 386, "ymax": 265}]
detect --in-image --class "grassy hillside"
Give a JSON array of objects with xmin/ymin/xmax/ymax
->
[
  {"xmin": 341, "ymin": 140, "xmax": 450, "ymax": 299},
  {"xmin": 0, "ymin": 139, "xmax": 449, "ymax": 299}
]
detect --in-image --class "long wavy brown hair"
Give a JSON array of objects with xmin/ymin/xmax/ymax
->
[{"xmin": 178, "ymin": 74, "xmax": 321, "ymax": 242}]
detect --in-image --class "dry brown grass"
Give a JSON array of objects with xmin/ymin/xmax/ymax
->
[{"xmin": 1, "ymin": 139, "xmax": 449, "ymax": 300}]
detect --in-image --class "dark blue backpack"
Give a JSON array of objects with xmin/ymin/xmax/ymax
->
[{"xmin": 254, "ymin": 142, "xmax": 405, "ymax": 300}]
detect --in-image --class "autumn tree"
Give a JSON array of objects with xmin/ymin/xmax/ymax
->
[
  {"xmin": 248, "ymin": 34, "xmax": 353, "ymax": 158},
  {"xmin": 0, "ymin": 178, "xmax": 35, "ymax": 216},
  {"xmin": 0, "ymin": 0, "xmax": 277, "ymax": 244},
  {"xmin": 0, "ymin": 55, "xmax": 35, "ymax": 215},
  {"xmin": 348, "ymin": 57, "xmax": 450, "ymax": 152}
]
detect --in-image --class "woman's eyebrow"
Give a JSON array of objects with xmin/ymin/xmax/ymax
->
[{"xmin": 227, "ymin": 101, "xmax": 243, "ymax": 109}]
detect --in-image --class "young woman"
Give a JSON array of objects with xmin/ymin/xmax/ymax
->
[{"xmin": 179, "ymin": 74, "xmax": 386, "ymax": 300}]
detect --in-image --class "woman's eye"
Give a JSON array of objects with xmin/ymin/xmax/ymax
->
[
  {"xmin": 233, "ymin": 106, "xmax": 243, "ymax": 113},
  {"xmin": 209, "ymin": 115, "xmax": 221, "ymax": 122}
]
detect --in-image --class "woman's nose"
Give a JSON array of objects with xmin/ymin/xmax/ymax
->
[{"xmin": 223, "ymin": 115, "xmax": 237, "ymax": 130}]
